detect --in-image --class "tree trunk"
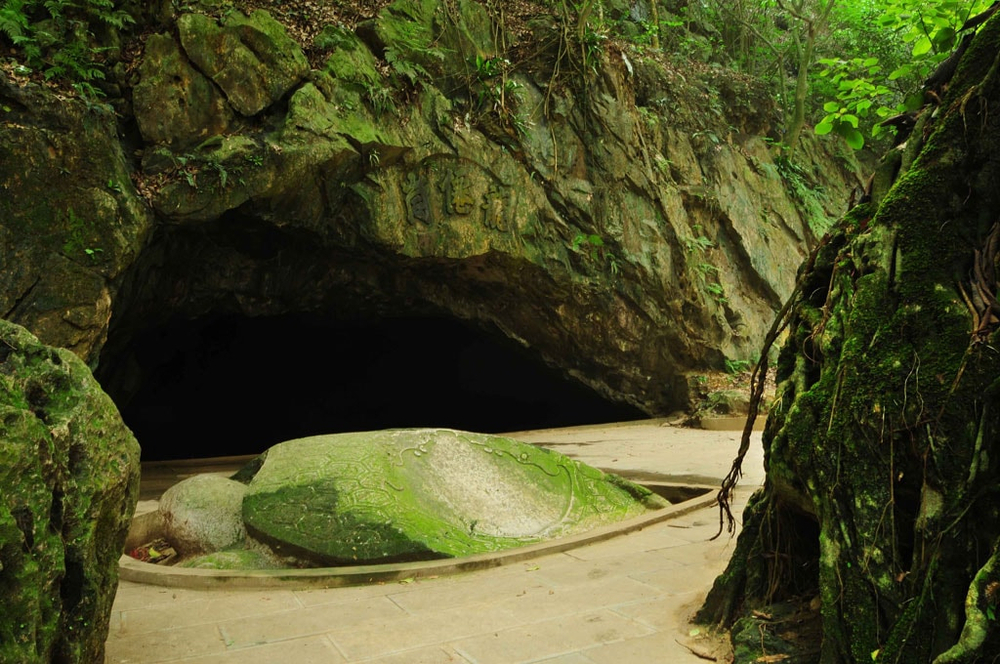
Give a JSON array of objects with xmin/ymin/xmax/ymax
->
[
  {"xmin": 699, "ymin": 17, "xmax": 1000, "ymax": 664},
  {"xmin": 783, "ymin": 20, "xmax": 815, "ymax": 155},
  {"xmin": 781, "ymin": 0, "xmax": 836, "ymax": 156}
]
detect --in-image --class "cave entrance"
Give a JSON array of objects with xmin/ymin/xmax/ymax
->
[{"xmin": 104, "ymin": 314, "xmax": 645, "ymax": 461}]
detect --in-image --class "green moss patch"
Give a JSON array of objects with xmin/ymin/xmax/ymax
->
[{"xmin": 242, "ymin": 429, "xmax": 666, "ymax": 566}]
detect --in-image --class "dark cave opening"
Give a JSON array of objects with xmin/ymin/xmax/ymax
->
[{"xmin": 104, "ymin": 314, "xmax": 645, "ymax": 461}]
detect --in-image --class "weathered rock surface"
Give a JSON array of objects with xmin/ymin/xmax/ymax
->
[
  {"xmin": 1, "ymin": 0, "xmax": 865, "ymax": 453},
  {"xmin": 177, "ymin": 11, "xmax": 309, "ymax": 117},
  {"xmin": 158, "ymin": 474, "xmax": 247, "ymax": 555},
  {"xmin": 0, "ymin": 319, "xmax": 140, "ymax": 663},
  {"xmin": 133, "ymin": 32, "xmax": 234, "ymax": 149},
  {"xmin": 0, "ymin": 76, "xmax": 152, "ymax": 361},
  {"xmin": 242, "ymin": 429, "xmax": 665, "ymax": 565}
]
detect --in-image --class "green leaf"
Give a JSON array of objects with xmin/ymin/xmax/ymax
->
[
  {"xmin": 889, "ymin": 65, "xmax": 913, "ymax": 81},
  {"xmin": 841, "ymin": 114, "xmax": 860, "ymax": 128},
  {"xmin": 932, "ymin": 26, "xmax": 956, "ymax": 50},
  {"xmin": 843, "ymin": 127, "xmax": 865, "ymax": 149},
  {"xmin": 862, "ymin": 57, "xmax": 880, "ymax": 67},
  {"xmin": 823, "ymin": 101, "xmax": 841, "ymax": 112},
  {"xmin": 904, "ymin": 91, "xmax": 926, "ymax": 111},
  {"xmin": 815, "ymin": 121, "xmax": 835, "ymax": 136},
  {"xmin": 877, "ymin": 14, "xmax": 897, "ymax": 26},
  {"xmin": 912, "ymin": 36, "xmax": 932, "ymax": 56}
]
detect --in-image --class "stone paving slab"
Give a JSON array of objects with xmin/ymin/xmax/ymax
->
[{"xmin": 106, "ymin": 421, "xmax": 765, "ymax": 663}]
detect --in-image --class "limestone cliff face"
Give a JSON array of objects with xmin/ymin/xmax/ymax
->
[
  {"xmin": 0, "ymin": 0, "xmax": 861, "ymax": 417},
  {"xmin": 0, "ymin": 76, "xmax": 152, "ymax": 362}
]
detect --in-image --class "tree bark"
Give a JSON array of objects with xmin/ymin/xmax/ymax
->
[
  {"xmin": 784, "ymin": 20, "xmax": 815, "ymax": 155},
  {"xmin": 781, "ymin": 0, "xmax": 836, "ymax": 155},
  {"xmin": 699, "ymin": 16, "xmax": 1000, "ymax": 664}
]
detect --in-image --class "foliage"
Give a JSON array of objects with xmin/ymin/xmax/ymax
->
[
  {"xmin": 571, "ymin": 232, "xmax": 604, "ymax": 257},
  {"xmin": 773, "ymin": 154, "xmax": 832, "ymax": 236},
  {"xmin": 684, "ymin": 233, "xmax": 714, "ymax": 254},
  {"xmin": 571, "ymin": 232, "xmax": 620, "ymax": 276},
  {"xmin": 0, "ymin": 0, "xmax": 134, "ymax": 96},
  {"xmin": 381, "ymin": 12, "xmax": 448, "ymax": 87},
  {"xmin": 813, "ymin": 57, "xmax": 887, "ymax": 148},
  {"xmin": 724, "ymin": 358, "xmax": 753, "ymax": 375},
  {"xmin": 880, "ymin": 0, "xmax": 991, "ymax": 62},
  {"xmin": 685, "ymin": 0, "xmax": 991, "ymax": 153},
  {"xmin": 812, "ymin": 0, "xmax": 993, "ymax": 148},
  {"xmin": 469, "ymin": 53, "xmax": 528, "ymax": 134}
]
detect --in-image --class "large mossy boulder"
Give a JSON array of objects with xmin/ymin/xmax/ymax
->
[
  {"xmin": 242, "ymin": 429, "xmax": 665, "ymax": 566},
  {"xmin": 0, "ymin": 76, "xmax": 152, "ymax": 361},
  {"xmin": 0, "ymin": 319, "xmax": 140, "ymax": 663},
  {"xmin": 132, "ymin": 32, "xmax": 234, "ymax": 149},
  {"xmin": 178, "ymin": 10, "xmax": 309, "ymax": 117}
]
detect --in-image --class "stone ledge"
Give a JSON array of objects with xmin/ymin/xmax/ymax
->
[{"xmin": 119, "ymin": 482, "xmax": 717, "ymax": 590}]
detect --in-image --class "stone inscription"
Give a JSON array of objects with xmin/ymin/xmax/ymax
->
[{"xmin": 403, "ymin": 160, "xmax": 511, "ymax": 231}]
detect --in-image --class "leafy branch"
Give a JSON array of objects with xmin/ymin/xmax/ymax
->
[{"xmin": 814, "ymin": 0, "xmax": 994, "ymax": 149}]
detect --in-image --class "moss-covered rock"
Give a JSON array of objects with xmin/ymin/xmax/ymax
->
[
  {"xmin": 242, "ymin": 429, "xmax": 665, "ymax": 566},
  {"xmin": 179, "ymin": 549, "xmax": 280, "ymax": 570},
  {"xmin": 0, "ymin": 319, "xmax": 140, "ymax": 663},
  {"xmin": 0, "ymin": 76, "xmax": 152, "ymax": 362},
  {"xmin": 132, "ymin": 32, "xmax": 234, "ymax": 149},
  {"xmin": 4, "ymin": 0, "xmax": 862, "ymax": 422},
  {"xmin": 698, "ymin": 15, "xmax": 1000, "ymax": 662},
  {"xmin": 178, "ymin": 10, "xmax": 309, "ymax": 117}
]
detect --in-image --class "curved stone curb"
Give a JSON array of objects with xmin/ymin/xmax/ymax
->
[
  {"xmin": 699, "ymin": 416, "xmax": 764, "ymax": 431},
  {"xmin": 119, "ymin": 484, "xmax": 717, "ymax": 590}
]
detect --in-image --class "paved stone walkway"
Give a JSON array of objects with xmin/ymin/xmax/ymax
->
[{"xmin": 105, "ymin": 420, "xmax": 765, "ymax": 663}]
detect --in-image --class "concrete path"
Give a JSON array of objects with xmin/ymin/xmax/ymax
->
[{"xmin": 105, "ymin": 420, "xmax": 765, "ymax": 664}]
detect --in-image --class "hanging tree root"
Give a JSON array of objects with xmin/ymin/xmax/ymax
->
[
  {"xmin": 932, "ymin": 541, "xmax": 1000, "ymax": 663},
  {"xmin": 711, "ymin": 229, "xmax": 837, "ymax": 539}
]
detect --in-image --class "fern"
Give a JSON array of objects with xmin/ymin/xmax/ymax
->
[
  {"xmin": 385, "ymin": 47, "xmax": 432, "ymax": 86},
  {"xmin": 381, "ymin": 18, "xmax": 449, "ymax": 87},
  {"xmin": 0, "ymin": 0, "xmax": 134, "ymax": 95},
  {"xmin": 0, "ymin": 1, "xmax": 29, "ymax": 41},
  {"xmin": 42, "ymin": 0, "xmax": 65, "ymax": 20},
  {"xmin": 94, "ymin": 8, "xmax": 133, "ymax": 29}
]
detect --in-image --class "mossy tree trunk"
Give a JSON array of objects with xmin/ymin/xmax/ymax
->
[{"xmin": 699, "ymin": 17, "xmax": 1000, "ymax": 664}]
